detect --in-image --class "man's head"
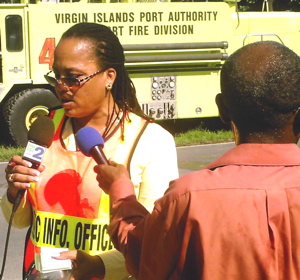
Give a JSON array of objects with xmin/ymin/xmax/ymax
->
[{"xmin": 217, "ymin": 41, "xmax": 300, "ymax": 143}]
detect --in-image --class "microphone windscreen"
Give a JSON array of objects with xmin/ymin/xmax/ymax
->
[
  {"xmin": 28, "ymin": 116, "xmax": 55, "ymax": 147},
  {"xmin": 75, "ymin": 127, "xmax": 105, "ymax": 156}
]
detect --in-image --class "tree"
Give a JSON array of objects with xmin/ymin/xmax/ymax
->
[{"xmin": 238, "ymin": 0, "xmax": 300, "ymax": 11}]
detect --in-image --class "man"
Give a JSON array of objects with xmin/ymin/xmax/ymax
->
[{"xmin": 94, "ymin": 41, "xmax": 300, "ymax": 279}]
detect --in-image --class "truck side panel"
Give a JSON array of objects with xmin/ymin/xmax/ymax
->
[{"xmin": 27, "ymin": 2, "xmax": 233, "ymax": 119}]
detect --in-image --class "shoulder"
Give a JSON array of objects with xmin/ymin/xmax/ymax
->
[
  {"xmin": 143, "ymin": 122, "xmax": 174, "ymax": 141},
  {"xmin": 139, "ymin": 123, "xmax": 176, "ymax": 153},
  {"xmin": 161, "ymin": 170, "xmax": 213, "ymax": 201},
  {"xmin": 127, "ymin": 112, "xmax": 175, "ymax": 144}
]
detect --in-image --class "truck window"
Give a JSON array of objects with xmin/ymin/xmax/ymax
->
[{"xmin": 5, "ymin": 15, "xmax": 23, "ymax": 51}]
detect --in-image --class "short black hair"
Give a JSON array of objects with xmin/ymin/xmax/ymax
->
[{"xmin": 221, "ymin": 41, "xmax": 300, "ymax": 133}]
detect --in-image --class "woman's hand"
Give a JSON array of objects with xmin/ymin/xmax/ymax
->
[
  {"xmin": 5, "ymin": 155, "xmax": 45, "ymax": 202},
  {"xmin": 53, "ymin": 250, "xmax": 105, "ymax": 280}
]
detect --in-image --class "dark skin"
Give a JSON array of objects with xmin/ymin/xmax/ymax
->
[
  {"xmin": 215, "ymin": 93, "xmax": 300, "ymax": 145},
  {"xmin": 6, "ymin": 41, "xmax": 300, "ymax": 280},
  {"xmin": 54, "ymin": 250, "xmax": 105, "ymax": 280},
  {"xmin": 8, "ymin": 94, "xmax": 298, "ymax": 200},
  {"xmin": 94, "ymin": 41, "xmax": 300, "ymax": 280},
  {"xmin": 7, "ymin": 93, "xmax": 299, "ymax": 280},
  {"xmin": 5, "ymin": 155, "xmax": 44, "ymax": 201},
  {"xmin": 95, "ymin": 95, "xmax": 300, "ymax": 195},
  {"xmin": 7, "ymin": 95, "xmax": 298, "ymax": 280},
  {"xmin": 215, "ymin": 41, "xmax": 300, "ymax": 146},
  {"xmin": 4, "ymin": 36, "xmax": 117, "ymax": 280}
]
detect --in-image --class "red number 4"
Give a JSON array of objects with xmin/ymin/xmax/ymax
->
[{"xmin": 39, "ymin": 38, "xmax": 56, "ymax": 70}]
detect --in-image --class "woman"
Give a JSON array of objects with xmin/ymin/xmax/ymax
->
[{"xmin": 1, "ymin": 23, "xmax": 178, "ymax": 280}]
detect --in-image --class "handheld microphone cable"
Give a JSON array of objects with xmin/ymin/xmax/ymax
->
[
  {"xmin": 0, "ymin": 116, "xmax": 55, "ymax": 280},
  {"xmin": 75, "ymin": 126, "xmax": 109, "ymax": 165}
]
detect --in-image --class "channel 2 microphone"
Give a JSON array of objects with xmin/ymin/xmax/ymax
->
[
  {"xmin": 13, "ymin": 116, "xmax": 55, "ymax": 212},
  {"xmin": 75, "ymin": 126, "xmax": 109, "ymax": 165}
]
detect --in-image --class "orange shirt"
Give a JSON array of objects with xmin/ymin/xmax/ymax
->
[{"xmin": 108, "ymin": 143, "xmax": 300, "ymax": 280}]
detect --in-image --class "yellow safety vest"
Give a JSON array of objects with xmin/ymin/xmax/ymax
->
[{"xmin": 27, "ymin": 108, "xmax": 149, "ymax": 255}]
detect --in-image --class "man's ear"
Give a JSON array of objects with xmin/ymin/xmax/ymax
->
[
  {"xmin": 215, "ymin": 93, "xmax": 231, "ymax": 124},
  {"xmin": 293, "ymin": 108, "xmax": 300, "ymax": 138}
]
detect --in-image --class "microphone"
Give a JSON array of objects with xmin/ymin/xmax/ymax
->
[
  {"xmin": 13, "ymin": 116, "xmax": 55, "ymax": 212},
  {"xmin": 75, "ymin": 126, "xmax": 109, "ymax": 165}
]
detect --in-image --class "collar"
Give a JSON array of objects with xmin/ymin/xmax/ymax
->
[
  {"xmin": 61, "ymin": 118, "xmax": 76, "ymax": 151},
  {"xmin": 206, "ymin": 143, "xmax": 300, "ymax": 170}
]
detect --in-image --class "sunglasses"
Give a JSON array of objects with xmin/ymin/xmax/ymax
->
[{"xmin": 44, "ymin": 69, "xmax": 104, "ymax": 90}]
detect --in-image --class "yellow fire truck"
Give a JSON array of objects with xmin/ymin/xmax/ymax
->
[{"xmin": 0, "ymin": 0, "xmax": 299, "ymax": 145}]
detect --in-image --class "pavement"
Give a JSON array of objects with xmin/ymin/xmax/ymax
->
[
  {"xmin": 0, "ymin": 163, "xmax": 28, "ymax": 280},
  {"xmin": 176, "ymin": 142, "xmax": 234, "ymax": 175}
]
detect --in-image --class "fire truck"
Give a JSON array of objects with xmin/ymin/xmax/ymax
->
[{"xmin": 0, "ymin": 0, "xmax": 299, "ymax": 146}]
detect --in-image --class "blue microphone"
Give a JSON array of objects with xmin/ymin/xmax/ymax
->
[{"xmin": 75, "ymin": 126, "xmax": 109, "ymax": 164}]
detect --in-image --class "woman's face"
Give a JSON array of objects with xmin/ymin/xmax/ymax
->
[{"xmin": 52, "ymin": 37, "xmax": 115, "ymax": 120}]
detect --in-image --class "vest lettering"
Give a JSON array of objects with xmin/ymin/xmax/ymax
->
[
  {"xmin": 33, "ymin": 215, "xmax": 41, "ymax": 242},
  {"xmin": 83, "ymin": 223, "xmax": 91, "ymax": 250},
  {"xmin": 74, "ymin": 222, "xmax": 83, "ymax": 250},
  {"xmin": 46, "ymin": 217, "xmax": 54, "ymax": 244},
  {"xmin": 90, "ymin": 224, "xmax": 98, "ymax": 250},
  {"xmin": 32, "ymin": 212, "xmax": 114, "ymax": 253},
  {"xmin": 60, "ymin": 220, "xmax": 69, "ymax": 247},
  {"xmin": 101, "ymin": 224, "xmax": 109, "ymax": 251}
]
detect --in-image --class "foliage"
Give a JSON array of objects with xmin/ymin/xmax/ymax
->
[
  {"xmin": 174, "ymin": 127, "xmax": 234, "ymax": 147},
  {"xmin": 0, "ymin": 129, "xmax": 234, "ymax": 161},
  {"xmin": 0, "ymin": 145, "xmax": 24, "ymax": 162},
  {"xmin": 238, "ymin": 0, "xmax": 300, "ymax": 11}
]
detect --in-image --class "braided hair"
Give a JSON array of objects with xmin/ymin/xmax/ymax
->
[{"xmin": 61, "ymin": 22, "xmax": 151, "ymax": 138}]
